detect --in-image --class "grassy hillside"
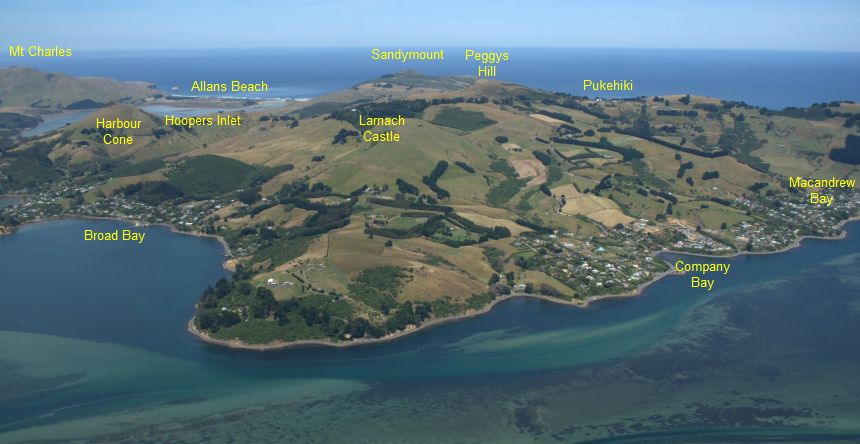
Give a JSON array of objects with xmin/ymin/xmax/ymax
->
[
  {"xmin": 0, "ymin": 67, "xmax": 160, "ymax": 111},
  {"xmin": 4, "ymin": 70, "xmax": 858, "ymax": 346}
]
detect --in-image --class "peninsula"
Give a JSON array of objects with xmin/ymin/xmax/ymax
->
[{"xmin": 1, "ymin": 69, "xmax": 858, "ymax": 348}]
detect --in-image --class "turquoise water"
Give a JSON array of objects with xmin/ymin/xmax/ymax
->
[{"xmin": 1, "ymin": 219, "xmax": 860, "ymax": 442}]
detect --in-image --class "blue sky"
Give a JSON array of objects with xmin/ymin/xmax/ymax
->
[{"xmin": 2, "ymin": 0, "xmax": 859, "ymax": 51}]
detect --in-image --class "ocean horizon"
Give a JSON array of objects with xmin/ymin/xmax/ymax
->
[{"xmin": 3, "ymin": 47, "xmax": 859, "ymax": 109}]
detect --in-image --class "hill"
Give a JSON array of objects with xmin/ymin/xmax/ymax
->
[
  {"xmin": 1, "ymin": 70, "xmax": 858, "ymax": 347},
  {"xmin": 360, "ymin": 70, "xmax": 475, "ymax": 91},
  {"xmin": 0, "ymin": 67, "xmax": 160, "ymax": 112}
]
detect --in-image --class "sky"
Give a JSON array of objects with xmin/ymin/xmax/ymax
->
[{"xmin": 2, "ymin": 0, "xmax": 859, "ymax": 52}]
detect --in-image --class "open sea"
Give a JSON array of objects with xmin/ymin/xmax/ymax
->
[{"xmin": 2, "ymin": 48, "xmax": 859, "ymax": 109}]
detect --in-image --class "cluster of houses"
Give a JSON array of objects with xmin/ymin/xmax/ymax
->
[
  {"xmin": 730, "ymin": 189, "xmax": 859, "ymax": 251},
  {"xmin": 513, "ymin": 228, "xmax": 668, "ymax": 297},
  {"xmin": 508, "ymin": 186, "xmax": 859, "ymax": 298},
  {"xmin": 667, "ymin": 225, "xmax": 735, "ymax": 254},
  {"xmin": 1, "ymin": 181, "xmax": 232, "ymax": 234}
]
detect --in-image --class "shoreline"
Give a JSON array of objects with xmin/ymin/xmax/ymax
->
[
  {"xmin": 3, "ymin": 213, "xmax": 856, "ymax": 351},
  {"xmin": 188, "ymin": 267, "xmax": 681, "ymax": 351},
  {"xmin": 659, "ymin": 215, "xmax": 860, "ymax": 259},
  {"xmin": 0, "ymin": 215, "xmax": 234, "ymax": 270},
  {"xmin": 187, "ymin": 267, "xmax": 680, "ymax": 351},
  {"xmin": 187, "ymin": 216, "xmax": 860, "ymax": 351}
]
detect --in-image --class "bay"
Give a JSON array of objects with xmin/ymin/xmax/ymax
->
[{"xmin": 0, "ymin": 219, "xmax": 859, "ymax": 441}]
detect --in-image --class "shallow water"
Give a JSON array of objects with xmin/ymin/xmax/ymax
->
[
  {"xmin": 140, "ymin": 100, "xmax": 290, "ymax": 118},
  {"xmin": 18, "ymin": 110, "xmax": 94, "ymax": 138},
  {"xmin": 16, "ymin": 101, "xmax": 292, "ymax": 138},
  {"xmin": 1, "ymin": 219, "xmax": 859, "ymax": 442}
]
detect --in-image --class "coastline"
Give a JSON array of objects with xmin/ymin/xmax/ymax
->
[
  {"xmin": 187, "ymin": 216, "xmax": 860, "ymax": 351},
  {"xmin": 3, "ymin": 213, "xmax": 856, "ymax": 351},
  {"xmin": 187, "ymin": 267, "xmax": 681, "ymax": 351},
  {"xmin": 659, "ymin": 215, "xmax": 860, "ymax": 259},
  {"xmin": 0, "ymin": 215, "xmax": 234, "ymax": 270}
]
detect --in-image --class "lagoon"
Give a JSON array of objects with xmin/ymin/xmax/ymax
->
[
  {"xmin": 18, "ymin": 110, "xmax": 93, "ymax": 138},
  {"xmin": 17, "ymin": 100, "xmax": 292, "ymax": 139}
]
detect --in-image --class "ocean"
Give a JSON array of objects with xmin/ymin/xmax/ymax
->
[
  {"xmin": 3, "ymin": 48, "xmax": 860, "ymax": 109},
  {"xmin": 1, "ymin": 219, "xmax": 860, "ymax": 441}
]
